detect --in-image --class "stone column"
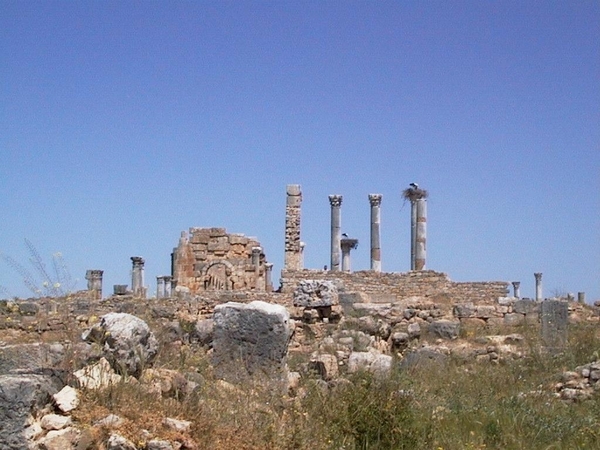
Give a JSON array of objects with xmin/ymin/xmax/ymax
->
[
  {"xmin": 85, "ymin": 270, "xmax": 103, "ymax": 300},
  {"xmin": 368, "ymin": 194, "xmax": 382, "ymax": 272},
  {"xmin": 252, "ymin": 246, "xmax": 262, "ymax": 291},
  {"xmin": 265, "ymin": 263, "xmax": 273, "ymax": 292},
  {"xmin": 534, "ymin": 272, "xmax": 543, "ymax": 301},
  {"xmin": 284, "ymin": 184, "xmax": 302, "ymax": 271},
  {"xmin": 415, "ymin": 198, "xmax": 427, "ymax": 270},
  {"xmin": 512, "ymin": 281, "xmax": 521, "ymax": 298},
  {"xmin": 329, "ymin": 195, "xmax": 343, "ymax": 271},
  {"xmin": 410, "ymin": 200, "xmax": 417, "ymax": 270},
  {"xmin": 340, "ymin": 237, "xmax": 358, "ymax": 272},
  {"xmin": 156, "ymin": 276, "xmax": 165, "ymax": 299},
  {"xmin": 164, "ymin": 276, "xmax": 173, "ymax": 298},
  {"xmin": 131, "ymin": 256, "xmax": 146, "ymax": 298},
  {"xmin": 578, "ymin": 292, "xmax": 586, "ymax": 304}
]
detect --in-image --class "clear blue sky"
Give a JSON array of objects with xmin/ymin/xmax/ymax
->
[{"xmin": 1, "ymin": 1, "xmax": 598, "ymax": 301}]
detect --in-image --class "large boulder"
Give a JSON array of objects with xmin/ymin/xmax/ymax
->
[
  {"xmin": 0, "ymin": 374, "xmax": 62, "ymax": 450},
  {"xmin": 0, "ymin": 343, "xmax": 66, "ymax": 376},
  {"xmin": 82, "ymin": 313, "xmax": 158, "ymax": 377},
  {"xmin": 212, "ymin": 301, "xmax": 292, "ymax": 381},
  {"xmin": 293, "ymin": 280, "xmax": 338, "ymax": 308}
]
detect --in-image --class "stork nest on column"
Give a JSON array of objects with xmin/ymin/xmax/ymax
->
[{"xmin": 402, "ymin": 187, "xmax": 428, "ymax": 202}]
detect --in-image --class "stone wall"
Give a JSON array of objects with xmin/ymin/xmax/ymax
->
[
  {"xmin": 280, "ymin": 269, "xmax": 509, "ymax": 305},
  {"xmin": 172, "ymin": 227, "xmax": 272, "ymax": 294}
]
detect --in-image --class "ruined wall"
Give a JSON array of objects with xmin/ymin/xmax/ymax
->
[
  {"xmin": 280, "ymin": 269, "xmax": 509, "ymax": 305},
  {"xmin": 173, "ymin": 227, "xmax": 272, "ymax": 294}
]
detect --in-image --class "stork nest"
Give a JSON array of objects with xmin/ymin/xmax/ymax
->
[{"xmin": 402, "ymin": 187, "xmax": 428, "ymax": 202}]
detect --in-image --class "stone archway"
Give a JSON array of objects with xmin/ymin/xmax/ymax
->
[{"xmin": 202, "ymin": 260, "xmax": 234, "ymax": 291}]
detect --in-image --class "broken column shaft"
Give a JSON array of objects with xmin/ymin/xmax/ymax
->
[
  {"xmin": 85, "ymin": 270, "xmax": 103, "ymax": 300},
  {"xmin": 512, "ymin": 281, "xmax": 521, "ymax": 298},
  {"xmin": 156, "ymin": 276, "xmax": 165, "ymax": 299},
  {"xmin": 368, "ymin": 194, "xmax": 382, "ymax": 272},
  {"xmin": 284, "ymin": 184, "xmax": 302, "ymax": 271},
  {"xmin": 341, "ymin": 237, "xmax": 359, "ymax": 272},
  {"xmin": 329, "ymin": 195, "xmax": 343, "ymax": 271}
]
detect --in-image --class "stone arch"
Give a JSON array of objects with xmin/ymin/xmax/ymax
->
[{"xmin": 202, "ymin": 260, "xmax": 235, "ymax": 291}]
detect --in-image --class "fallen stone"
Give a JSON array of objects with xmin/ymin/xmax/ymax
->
[
  {"xmin": 429, "ymin": 320, "xmax": 460, "ymax": 340},
  {"xmin": 53, "ymin": 385, "xmax": 79, "ymax": 413},
  {"xmin": 94, "ymin": 414, "xmax": 124, "ymax": 428},
  {"xmin": 73, "ymin": 357, "xmax": 122, "ymax": 390},
  {"xmin": 40, "ymin": 413, "xmax": 71, "ymax": 430},
  {"xmin": 163, "ymin": 417, "xmax": 192, "ymax": 432},
  {"xmin": 82, "ymin": 312, "xmax": 158, "ymax": 377},
  {"xmin": 212, "ymin": 301, "xmax": 292, "ymax": 381},
  {"xmin": 35, "ymin": 427, "xmax": 78, "ymax": 450},
  {"xmin": 347, "ymin": 352, "xmax": 392, "ymax": 377},
  {"xmin": 107, "ymin": 433, "xmax": 137, "ymax": 450}
]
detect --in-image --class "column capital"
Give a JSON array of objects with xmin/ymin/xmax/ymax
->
[
  {"xmin": 368, "ymin": 194, "xmax": 382, "ymax": 206},
  {"xmin": 131, "ymin": 256, "xmax": 145, "ymax": 266},
  {"xmin": 534, "ymin": 272, "xmax": 543, "ymax": 281},
  {"xmin": 251, "ymin": 246, "xmax": 262, "ymax": 254},
  {"xmin": 512, "ymin": 281, "xmax": 521, "ymax": 288},
  {"xmin": 328, "ymin": 195, "xmax": 343, "ymax": 207}
]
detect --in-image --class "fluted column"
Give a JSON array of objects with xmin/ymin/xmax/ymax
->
[
  {"xmin": 368, "ymin": 194, "xmax": 382, "ymax": 272},
  {"xmin": 329, "ymin": 195, "xmax": 343, "ymax": 271}
]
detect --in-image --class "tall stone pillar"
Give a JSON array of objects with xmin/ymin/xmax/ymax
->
[
  {"xmin": 410, "ymin": 200, "xmax": 417, "ymax": 270},
  {"xmin": 265, "ymin": 263, "xmax": 273, "ymax": 292},
  {"xmin": 156, "ymin": 276, "xmax": 165, "ymax": 299},
  {"xmin": 534, "ymin": 272, "xmax": 543, "ymax": 301},
  {"xmin": 368, "ymin": 194, "xmax": 382, "ymax": 272},
  {"xmin": 578, "ymin": 292, "xmax": 586, "ymax": 304},
  {"xmin": 164, "ymin": 276, "xmax": 173, "ymax": 298},
  {"xmin": 252, "ymin": 246, "xmax": 262, "ymax": 290},
  {"xmin": 340, "ymin": 237, "xmax": 359, "ymax": 272},
  {"xmin": 284, "ymin": 184, "xmax": 302, "ymax": 271},
  {"xmin": 131, "ymin": 256, "xmax": 146, "ymax": 298},
  {"xmin": 85, "ymin": 270, "xmax": 103, "ymax": 300},
  {"xmin": 415, "ymin": 198, "xmax": 427, "ymax": 270},
  {"xmin": 329, "ymin": 195, "xmax": 343, "ymax": 272},
  {"xmin": 512, "ymin": 281, "xmax": 521, "ymax": 298}
]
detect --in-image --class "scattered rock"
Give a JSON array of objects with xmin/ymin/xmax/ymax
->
[{"xmin": 53, "ymin": 385, "xmax": 79, "ymax": 413}]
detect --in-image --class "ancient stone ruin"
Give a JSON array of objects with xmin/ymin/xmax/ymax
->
[{"xmin": 171, "ymin": 227, "xmax": 273, "ymax": 294}]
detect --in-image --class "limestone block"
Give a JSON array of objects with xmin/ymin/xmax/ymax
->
[
  {"xmin": 208, "ymin": 228, "xmax": 227, "ymax": 238},
  {"xmin": 347, "ymin": 352, "xmax": 392, "ymax": 377},
  {"xmin": 73, "ymin": 358, "xmax": 122, "ymax": 389},
  {"xmin": 514, "ymin": 299, "xmax": 538, "ymax": 315},
  {"xmin": 497, "ymin": 297, "xmax": 515, "ymax": 306},
  {"xmin": 391, "ymin": 332, "xmax": 409, "ymax": 350},
  {"xmin": 541, "ymin": 300, "xmax": 568, "ymax": 350},
  {"xmin": 212, "ymin": 301, "xmax": 292, "ymax": 381},
  {"xmin": 503, "ymin": 313, "xmax": 525, "ymax": 326},
  {"xmin": 429, "ymin": 320, "xmax": 460, "ymax": 340},
  {"xmin": 0, "ymin": 342, "xmax": 66, "ymax": 376},
  {"xmin": 52, "ymin": 386, "xmax": 79, "ymax": 413},
  {"xmin": 0, "ymin": 374, "xmax": 62, "ymax": 450},
  {"xmin": 35, "ymin": 427, "xmax": 79, "ymax": 450},
  {"xmin": 107, "ymin": 433, "xmax": 137, "ymax": 450},
  {"xmin": 453, "ymin": 303, "xmax": 475, "ymax": 318},
  {"xmin": 82, "ymin": 312, "xmax": 158, "ymax": 377},
  {"xmin": 41, "ymin": 414, "xmax": 72, "ymax": 431},
  {"xmin": 475, "ymin": 305, "xmax": 496, "ymax": 318},
  {"xmin": 293, "ymin": 280, "xmax": 338, "ymax": 308},
  {"xmin": 460, "ymin": 318, "xmax": 487, "ymax": 329},
  {"xmin": 400, "ymin": 348, "xmax": 448, "ymax": 370},
  {"xmin": 229, "ymin": 234, "xmax": 248, "ymax": 245},
  {"xmin": 407, "ymin": 322, "xmax": 421, "ymax": 339}
]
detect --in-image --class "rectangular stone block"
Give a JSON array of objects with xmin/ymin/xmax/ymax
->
[
  {"xmin": 212, "ymin": 301, "xmax": 291, "ymax": 382},
  {"xmin": 541, "ymin": 300, "xmax": 568, "ymax": 351},
  {"xmin": 229, "ymin": 234, "xmax": 248, "ymax": 245}
]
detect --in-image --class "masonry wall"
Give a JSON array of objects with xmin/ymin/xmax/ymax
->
[{"xmin": 280, "ymin": 269, "xmax": 509, "ymax": 304}]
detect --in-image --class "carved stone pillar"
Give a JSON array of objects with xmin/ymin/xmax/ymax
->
[
  {"xmin": 512, "ymin": 281, "xmax": 521, "ymax": 299},
  {"xmin": 329, "ymin": 195, "xmax": 343, "ymax": 271},
  {"xmin": 284, "ymin": 184, "xmax": 302, "ymax": 271},
  {"xmin": 131, "ymin": 256, "xmax": 146, "ymax": 298},
  {"xmin": 534, "ymin": 272, "xmax": 543, "ymax": 301},
  {"xmin": 340, "ymin": 237, "xmax": 359, "ymax": 272},
  {"xmin": 368, "ymin": 194, "xmax": 382, "ymax": 272},
  {"xmin": 85, "ymin": 270, "xmax": 103, "ymax": 300}
]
